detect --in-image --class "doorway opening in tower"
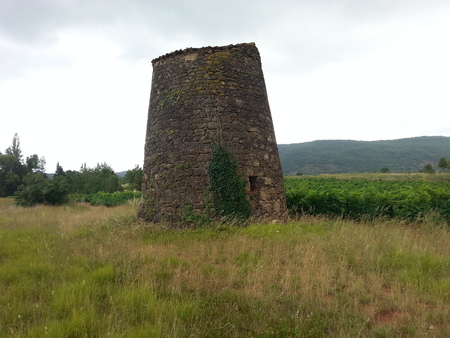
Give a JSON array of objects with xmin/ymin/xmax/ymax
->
[{"xmin": 249, "ymin": 176, "xmax": 258, "ymax": 192}]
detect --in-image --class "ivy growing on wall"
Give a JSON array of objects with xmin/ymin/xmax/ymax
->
[{"xmin": 207, "ymin": 145, "xmax": 251, "ymax": 220}]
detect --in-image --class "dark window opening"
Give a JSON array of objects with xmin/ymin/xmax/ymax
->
[{"xmin": 249, "ymin": 176, "xmax": 257, "ymax": 191}]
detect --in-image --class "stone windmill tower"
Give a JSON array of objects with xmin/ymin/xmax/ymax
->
[{"xmin": 139, "ymin": 43, "xmax": 287, "ymax": 223}]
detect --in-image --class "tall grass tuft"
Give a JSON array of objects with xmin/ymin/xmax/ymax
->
[{"xmin": 0, "ymin": 197, "xmax": 449, "ymax": 336}]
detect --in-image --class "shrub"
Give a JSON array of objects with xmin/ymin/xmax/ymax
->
[
  {"xmin": 90, "ymin": 191, "xmax": 141, "ymax": 207},
  {"xmin": 14, "ymin": 174, "xmax": 69, "ymax": 206},
  {"xmin": 422, "ymin": 164, "xmax": 436, "ymax": 174}
]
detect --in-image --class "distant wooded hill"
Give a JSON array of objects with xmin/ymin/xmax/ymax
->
[{"xmin": 278, "ymin": 136, "xmax": 450, "ymax": 175}]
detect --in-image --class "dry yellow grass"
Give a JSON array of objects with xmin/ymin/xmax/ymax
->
[{"xmin": 0, "ymin": 197, "xmax": 449, "ymax": 336}]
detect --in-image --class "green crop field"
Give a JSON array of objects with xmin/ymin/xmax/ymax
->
[
  {"xmin": 285, "ymin": 173, "xmax": 450, "ymax": 223},
  {"xmin": 0, "ymin": 191, "xmax": 449, "ymax": 337}
]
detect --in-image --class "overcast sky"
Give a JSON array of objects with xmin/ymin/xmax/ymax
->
[{"xmin": 1, "ymin": 0, "xmax": 449, "ymax": 172}]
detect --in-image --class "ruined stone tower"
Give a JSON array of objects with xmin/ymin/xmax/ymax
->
[{"xmin": 139, "ymin": 43, "xmax": 287, "ymax": 223}]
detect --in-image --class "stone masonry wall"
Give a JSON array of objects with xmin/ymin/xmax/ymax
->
[{"xmin": 139, "ymin": 43, "xmax": 287, "ymax": 223}]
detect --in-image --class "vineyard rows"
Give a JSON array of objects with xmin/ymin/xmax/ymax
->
[{"xmin": 285, "ymin": 177, "xmax": 450, "ymax": 222}]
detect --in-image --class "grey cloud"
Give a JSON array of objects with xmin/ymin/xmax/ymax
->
[
  {"xmin": 0, "ymin": 0, "xmax": 73, "ymax": 44},
  {"xmin": 0, "ymin": 43, "xmax": 71, "ymax": 81},
  {"xmin": 1, "ymin": 0, "xmax": 449, "ymax": 81}
]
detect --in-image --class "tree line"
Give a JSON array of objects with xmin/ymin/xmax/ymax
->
[
  {"xmin": 421, "ymin": 158, "xmax": 450, "ymax": 174},
  {"xmin": 0, "ymin": 134, "xmax": 142, "ymax": 206}
]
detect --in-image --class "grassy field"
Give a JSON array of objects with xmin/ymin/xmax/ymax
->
[{"xmin": 0, "ymin": 197, "xmax": 449, "ymax": 337}]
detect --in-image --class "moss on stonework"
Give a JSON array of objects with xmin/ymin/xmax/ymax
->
[
  {"xmin": 206, "ymin": 52, "xmax": 230, "ymax": 61},
  {"xmin": 157, "ymin": 89, "xmax": 182, "ymax": 109}
]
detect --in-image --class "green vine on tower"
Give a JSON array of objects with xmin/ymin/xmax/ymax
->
[{"xmin": 207, "ymin": 145, "xmax": 251, "ymax": 221}]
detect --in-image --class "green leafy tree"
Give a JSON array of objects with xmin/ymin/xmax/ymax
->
[
  {"xmin": 124, "ymin": 165, "xmax": 143, "ymax": 191},
  {"xmin": 5, "ymin": 133, "xmax": 22, "ymax": 160},
  {"xmin": 45, "ymin": 176, "xmax": 70, "ymax": 205},
  {"xmin": 64, "ymin": 162, "xmax": 122, "ymax": 194},
  {"xmin": 0, "ymin": 169, "xmax": 21, "ymax": 197},
  {"xmin": 0, "ymin": 154, "xmax": 24, "ymax": 196},
  {"xmin": 90, "ymin": 162, "xmax": 122, "ymax": 193},
  {"xmin": 0, "ymin": 134, "xmax": 47, "ymax": 196},
  {"xmin": 438, "ymin": 158, "xmax": 448, "ymax": 171},
  {"xmin": 26, "ymin": 154, "xmax": 39, "ymax": 172},
  {"xmin": 422, "ymin": 163, "xmax": 436, "ymax": 174},
  {"xmin": 14, "ymin": 173, "xmax": 69, "ymax": 206},
  {"xmin": 64, "ymin": 170, "xmax": 82, "ymax": 193},
  {"xmin": 1, "ymin": 135, "xmax": 28, "ymax": 196},
  {"xmin": 26, "ymin": 154, "xmax": 46, "ymax": 174},
  {"xmin": 54, "ymin": 162, "xmax": 66, "ymax": 177}
]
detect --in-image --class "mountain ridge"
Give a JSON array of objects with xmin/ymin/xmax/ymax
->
[{"xmin": 278, "ymin": 136, "xmax": 450, "ymax": 175}]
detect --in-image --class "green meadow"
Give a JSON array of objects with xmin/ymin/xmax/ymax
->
[{"xmin": 0, "ymin": 197, "xmax": 449, "ymax": 337}]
